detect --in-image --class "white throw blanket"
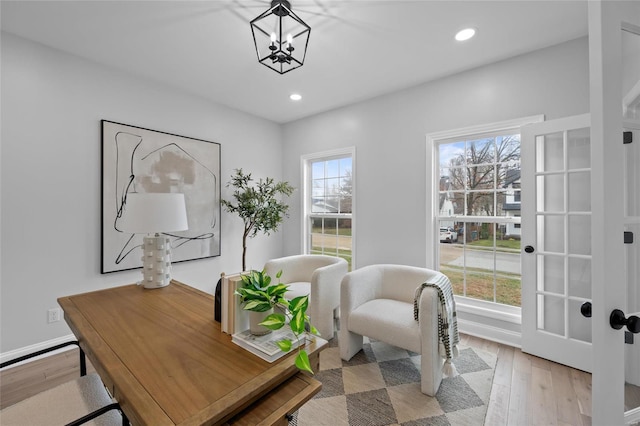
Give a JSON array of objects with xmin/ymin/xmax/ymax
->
[{"xmin": 414, "ymin": 274, "xmax": 460, "ymax": 377}]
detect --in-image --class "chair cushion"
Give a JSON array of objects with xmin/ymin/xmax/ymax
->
[
  {"xmin": 285, "ymin": 281, "xmax": 311, "ymax": 300},
  {"xmin": 0, "ymin": 373, "xmax": 121, "ymax": 426},
  {"xmin": 347, "ymin": 299, "xmax": 421, "ymax": 353}
]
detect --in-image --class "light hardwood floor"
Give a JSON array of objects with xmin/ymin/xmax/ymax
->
[{"xmin": 1, "ymin": 334, "xmax": 638, "ymax": 425}]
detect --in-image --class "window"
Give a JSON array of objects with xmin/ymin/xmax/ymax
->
[
  {"xmin": 436, "ymin": 132, "xmax": 521, "ymax": 307},
  {"xmin": 302, "ymin": 148, "xmax": 354, "ymax": 270},
  {"xmin": 429, "ymin": 117, "xmax": 542, "ymax": 311}
]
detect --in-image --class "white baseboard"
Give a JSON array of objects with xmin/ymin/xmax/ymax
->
[
  {"xmin": 1, "ymin": 334, "xmax": 77, "ymax": 366},
  {"xmin": 457, "ymin": 318, "xmax": 522, "ymax": 348}
]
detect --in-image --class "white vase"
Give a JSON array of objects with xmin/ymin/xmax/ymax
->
[{"xmin": 249, "ymin": 309, "xmax": 273, "ymax": 336}]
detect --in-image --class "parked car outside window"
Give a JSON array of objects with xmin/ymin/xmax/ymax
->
[{"xmin": 439, "ymin": 227, "xmax": 458, "ymax": 243}]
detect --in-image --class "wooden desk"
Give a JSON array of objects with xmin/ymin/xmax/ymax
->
[{"xmin": 58, "ymin": 280, "xmax": 325, "ymax": 426}]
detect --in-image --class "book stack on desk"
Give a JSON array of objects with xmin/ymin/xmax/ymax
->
[
  {"xmin": 220, "ymin": 273, "xmax": 249, "ymax": 335},
  {"xmin": 232, "ymin": 328, "xmax": 307, "ymax": 362}
]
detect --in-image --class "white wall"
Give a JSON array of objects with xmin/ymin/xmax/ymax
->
[
  {"xmin": 0, "ymin": 33, "xmax": 284, "ymax": 353},
  {"xmin": 281, "ymin": 37, "xmax": 589, "ymax": 269}
]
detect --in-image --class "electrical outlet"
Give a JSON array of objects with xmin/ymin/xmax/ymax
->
[{"xmin": 47, "ymin": 308, "xmax": 61, "ymax": 323}]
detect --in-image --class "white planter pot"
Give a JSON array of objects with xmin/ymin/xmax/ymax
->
[{"xmin": 249, "ymin": 309, "xmax": 273, "ymax": 336}]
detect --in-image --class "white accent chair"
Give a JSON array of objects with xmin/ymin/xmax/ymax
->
[
  {"xmin": 264, "ymin": 254, "xmax": 348, "ymax": 339},
  {"xmin": 339, "ymin": 264, "xmax": 446, "ymax": 396}
]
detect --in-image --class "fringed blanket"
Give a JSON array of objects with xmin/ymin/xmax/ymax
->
[{"xmin": 414, "ymin": 274, "xmax": 460, "ymax": 377}]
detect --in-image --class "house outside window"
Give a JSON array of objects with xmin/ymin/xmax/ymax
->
[
  {"xmin": 502, "ymin": 170, "xmax": 522, "ymax": 238},
  {"xmin": 302, "ymin": 148, "xmax": 354, "ymax": 270}
]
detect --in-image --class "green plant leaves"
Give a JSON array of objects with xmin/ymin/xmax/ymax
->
[
  {"xmin": 243, "ymin": 300, "xmax": 271, "ymax": 312},
  {"xmin": 266, "ymin": 283, "xmax": 289, "ymax": 298},
  {"xmin": 289, "ymin": 308, "xmax": 306, "ymax": 334},
  {"xmin": 236, "ymin": 269, "xmax": 290, "ymax": 311},
  {"xmin": 221, "ymin": 169, "xmax": 294, "ymax": 271},
  {"xmin": 221, "ymin": 169, "xmax": 294, "ymax": 239},
  {"xmin": 276, "ymin": 339, "xmax": 292, "ymax": 352},
  {"xmin": 240, "ymin": 269, "xmax": 271, "ymax": 290},
  {"xmin": 295, "ymin": 351, "xmax": 313, "ymax": 375},
  {"xmin": 259, "ymin": 313, "xmax": 286, "ymax": 330},
  {"xmin": 236, "ymin": 288, "xmax": 263, "ymax": 298},
  {"xmin": 288, "ymin": 295, "xmax": 309, "ymax": 312}
]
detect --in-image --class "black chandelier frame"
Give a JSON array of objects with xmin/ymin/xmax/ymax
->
[{"xmin": 250, "ymin": 0, "xmax": 311, "ymax": 74}]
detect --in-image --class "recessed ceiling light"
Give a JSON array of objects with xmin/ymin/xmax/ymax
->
[
  {"xmin": 455, "ymin": 28, "xmax": 476, "ymax": 42},
  {"xmin": 290, "ymin": 93, "xmax": 302, "ymax": 101}
]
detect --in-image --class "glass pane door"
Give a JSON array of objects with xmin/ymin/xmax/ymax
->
[
  {"xmin": 623, "ymin": 26, "xmax": 640, "ymax": 421},
  {"xmin": 521, "ymin": 114, "xmax": 592, "ymax": 373},
  {"xmin": 535, "ymin": 127, "xmax": 592, "ymax": 341}
]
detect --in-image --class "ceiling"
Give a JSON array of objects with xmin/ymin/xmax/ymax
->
[{"xmin": 1, "ymin": 1, "xmax": 588, "ymax": 123}]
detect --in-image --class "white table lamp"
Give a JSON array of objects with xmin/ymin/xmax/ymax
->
[{"xmin": 119, "ymin": 193, "xmax": 188, "ymax": 289}]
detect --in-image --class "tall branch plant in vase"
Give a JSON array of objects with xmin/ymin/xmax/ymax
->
[
  {"xmin": 235, "ymin": 269, "xmax": 318, "ymax": 374},
  {"xmin": 221, "ymin": 169, "xmax": 294, "ymax": 272}
]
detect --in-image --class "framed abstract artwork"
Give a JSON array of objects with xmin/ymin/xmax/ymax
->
[{"xmin": 101, "ymin": 120, "xmax": 221, "ymax": 273}]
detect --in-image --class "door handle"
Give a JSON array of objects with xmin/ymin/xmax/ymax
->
[
  {"xmin": 580, "ymin": 302, "xmax": 592, "ymax": 318},
  {"xmin": 524, "ymin": 245, "xmax": 535, "ymax": 253},
  {"xmin": 610, "ymin": 309, "xmax": 640, "ymax": 334}
]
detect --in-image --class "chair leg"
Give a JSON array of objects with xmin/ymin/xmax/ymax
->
[
  {"xmin": 339, "ymin": 329, "xmax": 363, "ymax": 361},
  {"xmin": 79, "ymin": 347, "xmax": 87, "ymax": 377},
  {"xmin": 316, "ymin": 309, "xmax": 335, "ymax": 340}
]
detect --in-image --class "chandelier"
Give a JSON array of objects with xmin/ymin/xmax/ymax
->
[{"xmin": 250, "ymin": 0, "xmax": 310, "ymax": 74}]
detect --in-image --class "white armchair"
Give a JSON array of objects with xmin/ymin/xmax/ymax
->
[
  {"xmin": 264, "ymin": 254, "xmax": 348, "ymax": 339},
  {"xmin": 339, "ymin": 264, "xmax": 447, "ymax": 396}
]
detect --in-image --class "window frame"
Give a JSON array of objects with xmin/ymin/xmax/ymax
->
[
  {"xmin": 426, "ymin": 115, "xmax": 544, "ymax": 322},
  {"xmin": 301, "ymin": 147, "xmax": 355, "ymax": 269}
]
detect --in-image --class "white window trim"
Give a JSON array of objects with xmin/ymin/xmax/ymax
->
[
  {"xmin": 455, "ymin": 296, "xmax": 522, "ymax": 324},
  {"xmin": 300, "ymin": 147, "xmax": 356, "ymax": 267},
  {"xmin": 426, "ymin": 115, "xmax": 544, "ymax": 321}
]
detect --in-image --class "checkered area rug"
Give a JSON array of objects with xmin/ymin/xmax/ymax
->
[{"xmin": 290, "ymin": 336, "xmax": 497, "ymax": 426}]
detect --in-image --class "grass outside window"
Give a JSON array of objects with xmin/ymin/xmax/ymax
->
[{"xmin": 441, "ymin": 265, "xmax": 521, "ymax": 306}]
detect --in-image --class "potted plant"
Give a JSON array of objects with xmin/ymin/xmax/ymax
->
[
  {"xmin": 235, "ymin": 269, "xmax": 318, "ymax": 374},
  {"xmin": 236, "ymin": 268, "xmax": 288, "ymax": 336},
  {"xmin": 221, "ymin": 169, "xmax": 294, "ymax": 272}
]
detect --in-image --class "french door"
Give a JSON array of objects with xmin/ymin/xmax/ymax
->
[
  {"xmin": 521, "ymin": 114, "xmax": 593, "ymax": 373},
  {"xmin": 621, "ymin": 14, "xmax": 640, "ymax": 425},
  {"xmin": 522, "ymin": 2, "xmax": 640, "ymax": 424},
  {"xmin": 590, "ymin": 2, "xmax": 640, "ymax": 424},
  {"xmin": 623, "ymin": 120, "xmax": 640, "ymax": 424}
]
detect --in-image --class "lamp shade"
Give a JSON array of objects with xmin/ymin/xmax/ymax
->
[{"xmin": 119, "ymin": 193, "xmax": 188, "ymax": 234}]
